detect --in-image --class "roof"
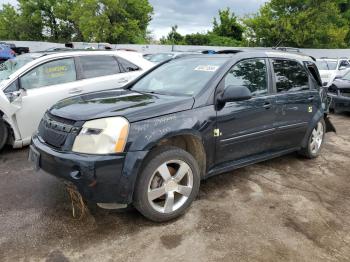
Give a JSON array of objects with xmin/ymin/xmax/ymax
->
[{"xmin": 176, "ymin": 49, "xmax": 315, "ymax": 62}]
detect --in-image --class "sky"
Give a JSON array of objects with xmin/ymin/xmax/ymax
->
[
  {"xmin": 1, "ymin": 0, "xmax": 267, "ymax": 39},
  {"xmin": 148, "ymin": 0, "xmax": 267, "ymax": 39}
]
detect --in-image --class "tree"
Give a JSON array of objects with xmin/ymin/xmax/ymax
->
[
  {"xmin": 160, "ymin": 8, "xmax": 245, "ymax": 47},
  {"xmin": 244, "ymin": 0, "xmax": 349, "ymax": 48},
  {"xmin": 0, "ymin": 4, "xmax": 21, "ymax": 40},
  {"xmin": 213, "ymin": 8, "xmax": 244, "ymax": 41},
  {"xmin": 0, "ymin": 0, "xmax": 153, "ymax": 43},
  {"xmin": 160, "ymin": 25, "xmax": 185, "ymax": 45},
  {"xmin": 70, "ymin": 0, "xmax": 153, "ymax": 43}
]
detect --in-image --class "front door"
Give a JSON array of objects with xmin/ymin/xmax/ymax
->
[
  {"xmin": 14, "ymin": 57, "xmax": 78, "ymax": 140},
  {"xmin": 215, "ymin": 58, "xmax": 277, "ymax": 165}
]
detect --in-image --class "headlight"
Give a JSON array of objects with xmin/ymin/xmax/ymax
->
[{"xmin": 72, "ymin": 117, "xmax": 129, "ymax": 154}]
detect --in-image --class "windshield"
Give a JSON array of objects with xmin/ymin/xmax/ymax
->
[
  {"xmin": 131, "ymin": 57, "xmax": 227, "ymax": 96},
  {"xmin": 0, "ymin": 54, "xmax": 39, "ymax": 80},
  {"xmin": 316, "ymin": 60, "xmax": 337, "ymax": 71}
]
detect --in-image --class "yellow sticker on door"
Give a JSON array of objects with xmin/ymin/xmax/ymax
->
[{"xmin": 308, "ymin": 106, "xmax": 313, "ymax": 113}]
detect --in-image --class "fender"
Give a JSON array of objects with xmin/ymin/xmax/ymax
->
[
  {"xmin": 126, "ymin": 106, "xmax": 216, "ymax": 153},
  {"xmin": 0, "ymin": 92, "xmax": 23, "ymax": 147}
]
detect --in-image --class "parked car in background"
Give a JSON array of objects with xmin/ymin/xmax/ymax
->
[
  {"xmin": 0, "ymin": 50, "xmax": 154, "ymax": 151},
  {"xmin": 0, "ymin": 42, "xmax": 29, "ymax": 55},
  {"xmin": 316, "ymin": 58, "xmax": 350, "ymax": 86},
  {"xmin": 143, "ymin": 52, "xmax": 199, "ymax": 63},
  {"xmin": 30, "ymin": 50, "xmax": 334, "ymax": 222},
  {"xmin": 0, "ymin": 44, "xmax": 15, "ymax": 63},
  {"xmin": 328, "ymin": 71, "xmax": 350, "ymax": 113}
]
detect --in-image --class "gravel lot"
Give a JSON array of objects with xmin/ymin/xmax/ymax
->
[{"xmin": 0, "ymin": 113, "xmax": 349, "ymax": 262}]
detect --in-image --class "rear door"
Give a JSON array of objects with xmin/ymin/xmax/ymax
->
[
  {"xmin": 73, "ymin": 55, "xmax": 126, "ymax": 94},
  {"xmin": 270, "ymin": 58, "xmax": 317, "ymax": 150},
  {"xmin": 215, "ymin": 58, "xmax": 277, "ymax": 164}
]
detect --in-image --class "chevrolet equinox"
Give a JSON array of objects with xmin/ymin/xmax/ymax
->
[{"xmin": 30, "ymin": 51, "xmax": 335, "ymax": 222}]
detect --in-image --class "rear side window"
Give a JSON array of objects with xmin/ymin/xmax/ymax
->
[
  {"xmin": 224, "ymin": 59, "xmax": 268, "ymax": 97},
  {"xmin": 79, "ymin": 55, "xmax": 120, "ymax": 79},
  {"xmin": 20, "ymin": 58, "xmax": 76, "ymax": 90},
  {"xmin": 117, "ymin": 57, "xmax": 140, "ymax": 72},
  {"xmin": 272, "ymin": 59, "xmax": 309, "ymax": 93}
]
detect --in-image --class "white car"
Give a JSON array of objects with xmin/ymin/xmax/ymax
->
[
  {"xmin": 0, "ymin": 50, "xmax": 154, "ymax": 150},
  {"xmin": 316, "ymin": 58, "xmax": 350, "ymax": 86}
]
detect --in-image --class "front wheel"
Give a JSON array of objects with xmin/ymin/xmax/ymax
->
[
  {"xmin": 0, "ymin": 118, "xmax": 8, "ymax": 151},
  {"xmin": 299, "ymin": 119, "xmax": 325, "ymax": 159},
  {"xmin": 134, "ymin": 146, "xmax": 200, "ymax": 222}
]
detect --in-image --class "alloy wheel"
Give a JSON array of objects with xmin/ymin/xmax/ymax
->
[
  {"xmin": 147, "ymin": 160, "xmax": 193, "ymax": 214},
  {"xmin": 310, "ymin": 122, "xmax": 324, "ymax": 154}
]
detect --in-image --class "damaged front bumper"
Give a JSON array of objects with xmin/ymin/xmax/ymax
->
[
  {"xmin": 30, "ymin": 135, "xmax": 148, "ymax": 205},
  {"xmin": 329, "ymin": 94, "xmax": 350, "ymax": 113}
]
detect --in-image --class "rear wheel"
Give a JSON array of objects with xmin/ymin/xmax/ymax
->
[
  {"xmin": 134, "ymin": 146, "xmax": 200, "ymax": 222},
  {"xmin": 299, "ymin": 119, "xmax": 325, "ymax": 159},
  {"xmin": 0, "ymin": 118, "xmax": 8, "ymax": 151}
]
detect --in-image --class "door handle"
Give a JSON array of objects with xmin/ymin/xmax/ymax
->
[
  {"xmin": 263, "ymin": 102, "xmax": 272, "ymax": 109},
  {"xmin": 308, "ymin": 96, "xmax": 314, "ymax": 102},
  {"xmin": 117, "ymin": 78, "xmax": 129, "ymax": 84},
  {"xmin": 69, "ymin": 88, "xmax": 83, "ymax": 94}
]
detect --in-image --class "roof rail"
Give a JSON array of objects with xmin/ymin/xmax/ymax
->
[
  {"xmin": 273, "ymin": 47, "xmax": 301, "ymax": 53},
  {"xmin": 319, "ymin": 57, "xmax": 349, "ymax": 60}
]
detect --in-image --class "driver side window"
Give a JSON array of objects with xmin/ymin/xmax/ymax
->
[
  {"xmin": 20, "ymin": 58, "xmax": 76, "ymax": 90},
  {"xmin": 224, "ymin": 59, "xmax": 268, "ymax": 97}
]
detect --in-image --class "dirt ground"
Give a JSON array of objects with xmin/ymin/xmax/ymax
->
[{"xmin": 0, "ymin": 113, "xmax": 349, "ymax": 262}]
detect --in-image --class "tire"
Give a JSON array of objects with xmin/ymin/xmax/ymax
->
[
  {"xmin": 298, "ymin": 118, "xmax": 326, "ymax": 159},
  {"xmin": 0, "ymin": 118, "xmax": 8, "ymax": 151},
  {"xmin": 134, "ymin": 146, "xmax": 200, "ymax": 222}
]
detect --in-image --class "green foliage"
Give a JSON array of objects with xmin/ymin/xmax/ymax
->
[
  {"xmin": 244, "ymin": 0, "xmax": 350, "ymax": 48},
  {"xmin": 160, "ymin": 25, "xmax": 185, "ymax": 45},
  {"xmin": 213, "ymin": 8, "xmax": 244, "ymax": 41},
  {"xmin": 71, "ymin": 0, "xmax": 153, "ymax": 43},
  {"xmin": 161, "ymin": 8, "xmax": 244, "ymax": 47},
  {"xmin": 0, "ymin": 0, "xmax": 153, "ymax": 43}
]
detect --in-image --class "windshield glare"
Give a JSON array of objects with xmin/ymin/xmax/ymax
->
[
  {"xmin": 131, "ymin": 57, "xmax": 227, "ymax": 96},
  {"xmin": 146, "ymin": 53, "xmax": 175, "ymax": 63},
  {"xmin": 316, "ymin": 60, "xmax": 337, "ymax": 71},
  {"xmin": 0, "ymin": 54, "xmax": 38, "ymax": 81}
]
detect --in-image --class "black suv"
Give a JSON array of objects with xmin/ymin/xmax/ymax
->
[
  {"xmin": 328, "ymin": 70, "xmax": 350, "ymax": 113},
  {"xmin": 30, "ymin": 51, "xmax": 334, "ymax": 222}
]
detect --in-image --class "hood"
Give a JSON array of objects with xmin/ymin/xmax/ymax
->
[
  {"xmin": 50, "ymin": 89, "xmax": 195, "ymax": 123},
  {"xmin": 332, "ymin": 78, "xmax": 350, "ymax": 89}
]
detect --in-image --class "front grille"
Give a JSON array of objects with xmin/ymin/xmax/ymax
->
[
  {"xmin": 340, "ymin": 89, "xmax": 350, "ymax": 97},
  {"xmin": 38, "ymin": 113, "xmax": 77, "ymax": 149}
]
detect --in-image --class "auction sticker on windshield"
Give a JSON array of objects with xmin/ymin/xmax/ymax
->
[{"xmin": 194, "ymin": 65, "xmax": 219, "ymax": 72}]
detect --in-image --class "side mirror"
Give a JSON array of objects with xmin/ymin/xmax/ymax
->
[
  {"xmin": 219, "ymin": 85, "xmax": 252, "ymax": 103},
  {"xmin": 339, "ymin": 66, "xmax": 347, "ymax": 70}
]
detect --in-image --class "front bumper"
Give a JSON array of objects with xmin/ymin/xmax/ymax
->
[
  {"xmin": 329, "ymin": 94, "xmax": 350, "ymax": 112},
  {"xmin": 30, "ymin": 135, "xmax": 148, "ymax": 204}
]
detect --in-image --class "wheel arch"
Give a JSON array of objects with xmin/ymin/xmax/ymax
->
[
  {"xmin": 0, "ymin": 109, "xmax": 15, "ymax": 145},
  {"xmin": 301, "ymin": 110, "xmax": 325, "ymax": 148},
  {"xmin": 145, "ymin": 132, "xmax": 207, "ymax": 178}
]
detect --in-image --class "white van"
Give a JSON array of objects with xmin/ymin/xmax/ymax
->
[{"xmin": 0, "ymin": 50, "xmax": 154, "ymax": 150}]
